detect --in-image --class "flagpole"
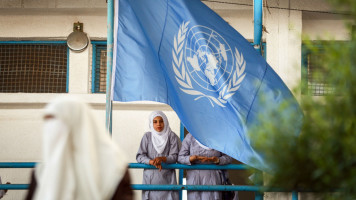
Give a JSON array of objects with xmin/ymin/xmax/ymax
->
[{"xmin": 106, "ymin": 0, "xmax": 114, "ymax": 134}]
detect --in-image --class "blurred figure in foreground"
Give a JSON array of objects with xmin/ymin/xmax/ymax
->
[
  {"xmin": 0, "ymin": 176, "xmax": 11, "ymax": 199},
  {"xmin": 26, "ymin": 96, "xmax": 133, "ymax": 200}
]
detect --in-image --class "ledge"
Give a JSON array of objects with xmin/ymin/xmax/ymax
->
[{"xmin": 0, "ymin": 93, "xmax": 173, "ymax": 110}]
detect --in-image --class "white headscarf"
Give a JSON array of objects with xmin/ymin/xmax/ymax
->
[
  {"xmin": 34, "ymin": 96, "xmax": 128, "ymax": 200},
  {"xmin": 149, "ymin": 111, "xmax": 171, "ymax": 154}
]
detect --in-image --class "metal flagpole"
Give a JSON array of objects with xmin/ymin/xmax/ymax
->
[{"xmin": 106, "ymin": 0, "xmax": 114, "ymax": 134}]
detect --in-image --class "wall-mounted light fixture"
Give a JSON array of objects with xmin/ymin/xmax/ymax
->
[{"xmin": 67, "ymin": 22, "xmax": 89, "ymax": 52}]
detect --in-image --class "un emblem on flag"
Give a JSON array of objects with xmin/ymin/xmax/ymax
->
[
  {"xmin": 173, "ymin": 21, "xmax": 246, "ymax": 107},
  {"xmin": 185, "ymin": 26, "xmax": 234, "ymax": 92}
]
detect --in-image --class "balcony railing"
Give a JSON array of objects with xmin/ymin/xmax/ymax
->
[{"xmin": 0, "ymin": 162, "xmax": 299, "ymax": 200}]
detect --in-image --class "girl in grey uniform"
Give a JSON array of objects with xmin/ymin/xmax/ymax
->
[
  {"xmin": 178, "ymin": 133, "xmax": 234, "ymax": 200},
  {"xmin": 136, "ymin": 111, "xmax": 181, "ymax": 200}
]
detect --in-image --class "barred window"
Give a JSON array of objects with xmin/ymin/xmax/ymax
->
[
  {"xmin": 302, "ymin": 43, "xmax": 334, "ymax": 96},
  {"xmin": 91, "ymin": 42, "xmax": 266, "ymax": 93},
  {"xmin": 0, "ymin": 41, "xmax": 68, "ymax": 93},
  {"xmin": 92, "ymin": 41, "xmax": 107, "ymax": 93}
]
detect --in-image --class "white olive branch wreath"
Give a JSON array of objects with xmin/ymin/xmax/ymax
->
[{"xmin": 172, "ymin": 21, "xmax": 245, "ymax": 107}]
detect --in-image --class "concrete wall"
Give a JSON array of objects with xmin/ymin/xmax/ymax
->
[
  {"xmin": 0, "ymin": 0, "xmax": 351, "ymax": 199},
  {"xmin": 0, "ymin": 94, "xmax": 181, "ymax": 200}
]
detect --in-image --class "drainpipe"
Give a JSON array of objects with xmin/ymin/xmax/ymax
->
[
  {"xmin": 253, "ymin": 5, "xmax": 264, "ymax": 200},
  {"xmin": 254, "ymin": 0, "xmax": 263, "ymax": 55}
]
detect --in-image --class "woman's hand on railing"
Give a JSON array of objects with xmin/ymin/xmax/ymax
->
[
  {"xmin": 189, "ymin": 155, "xmax": 198, "ymax": 163},
  {"xmin": 199, "ymin": 156, "xmax": 219, "ymax": 164},
  {"xmin": 149, "ymin": 157, "xmax": 167, "ymax": 171},
  {"xmin": 211, "ymin": 156, "xmax": 220, "ymax": 164},
  {"xmin": 191, "ymin": 156, "xmax": 220, "ymax": 164}
]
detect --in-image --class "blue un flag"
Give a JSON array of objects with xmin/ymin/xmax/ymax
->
[{"xmin": 112, "ymin": 0, "xmax": 302, "ymax": 171}]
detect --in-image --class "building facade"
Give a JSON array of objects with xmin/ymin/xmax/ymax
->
[{"xmin": 0, "ymin": 0, "xmax": 350, "ymax": 199}]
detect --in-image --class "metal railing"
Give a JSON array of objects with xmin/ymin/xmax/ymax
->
[{"xmin": 0, "ymin": 162, "xmax": 299, "ymax": 200}]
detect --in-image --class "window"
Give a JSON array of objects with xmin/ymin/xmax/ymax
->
[
  {"xmin": 91, "ymin": 42, "xmax": 266, "ymax": 93},
  {"xmin": 302, "ymin": 42, "xmax": 335, "ymax": 96},
  {"xmin": 0, "ymin": 41, "xmax": 68, "ymax": 93},
  {"xmin": 92, "ymin": 41, "xmax": 107, "ymax": 93}
]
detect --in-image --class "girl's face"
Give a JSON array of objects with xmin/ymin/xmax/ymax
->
[{"xmin": 153, "ymin": 116, "xmax": 164, "ymax": 132}]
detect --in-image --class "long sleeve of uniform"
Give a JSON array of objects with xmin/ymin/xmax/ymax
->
[
  {"xmin": 136, "ymin": 133, "xmax": 151, "ymax": 165},
  {"xmin": 218, "ymin": 153, "xmax": 233, "ymax": 165},
  {"xmin": 165, "ymin": 133, "xmax": 181, "ymax": 164},
  {"xmin": 178, "ymin": 134, "xmax": 193, "ymax": 165}
]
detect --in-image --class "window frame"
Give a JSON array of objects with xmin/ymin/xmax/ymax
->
[{"xmin": 91, "ymin": 40, "xmax": 107, "ymax": 94}]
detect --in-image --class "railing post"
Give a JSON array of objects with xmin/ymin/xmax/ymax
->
[
  {"xmin": 292, "ymin": 191, "xmax": 298, "ymax": 200},
  {"xmin": 254, "ymin": 171, "xmax": 264, "ymax": 200},
  {"xmin": 179, "ymin": 123, "xmax": 185, "ymax": 200}
]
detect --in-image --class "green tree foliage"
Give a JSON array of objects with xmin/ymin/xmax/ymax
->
[{"xmin": 250, "ymin": 1, "xmax": 356, "ymax": 199}]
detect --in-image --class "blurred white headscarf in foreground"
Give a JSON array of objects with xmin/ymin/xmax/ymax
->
[{"xmin": 34, "ymin": 96, "xmax": 128, "ymax": 200}]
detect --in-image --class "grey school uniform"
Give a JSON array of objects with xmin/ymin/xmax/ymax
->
[
  {"xmin": 136, "ymin": 131, "xmax": 181, "ymax": 200},
  {"xmin": 178, "ymin": 133, "xmax": 233, "ymax": 200}
]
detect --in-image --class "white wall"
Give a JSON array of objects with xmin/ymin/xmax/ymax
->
[
  {"xmin": 0, "ymin": 94, "xmax": 180, "ymax": 199},
  {"xmin": 0, "ymin": 1, "xmax": 351, "ymax": 199},
  {"xmin": 265, "ymin": 8, "xmax": 302, "ymax": 93},
  {"xmin": 303, "ymin": 16, "xmax": 351, "ymax": 40}
]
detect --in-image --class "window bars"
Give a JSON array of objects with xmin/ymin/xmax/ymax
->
[
  {"xmin": 306, "ymin": 52, "xmax": 334, "ymax": 96},
  {"xmin": 0, "ymin": 42, "xmax": 68, "ymax": 93},
  {"xmin": 302, "ymin": 42, "xmax": 338, "ymax": 96},
  {"xmin": 92, "ymin": 43, "xmax": 107, "ymax": 93}
]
